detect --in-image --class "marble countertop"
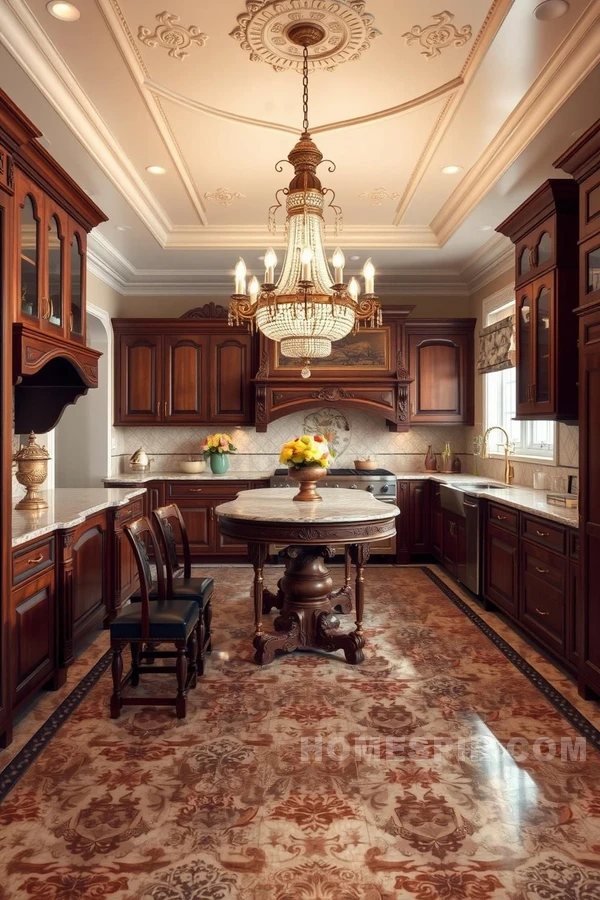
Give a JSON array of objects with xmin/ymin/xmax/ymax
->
[
  {"xmin": 103, "ymin": 470, "xmax": 270, "ymax": 484},
  {"xmin": 411, "ymin": 473, "xmax": 579, "ymax": 527},
  {"xmin": 102, "ymin": 470, "xmax": 578, "ymax": 528},
  {"xmin": 12, "ymin": 488, "xmax": 147, "ymax": 548},
  {"xmin": 215, "ymin": 487, "xmax": 400, "ymax": 523}
]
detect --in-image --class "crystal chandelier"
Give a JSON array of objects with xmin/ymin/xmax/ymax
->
[{"xmin": 228, "ymin": 22, "xmax": 381, "ymax": 379}]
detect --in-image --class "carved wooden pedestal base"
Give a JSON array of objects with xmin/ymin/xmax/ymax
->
[
  {"xmin": 260, "ymin": 543, "xmax": 353, "ymax": 616},
  {"xmin": 252, "ymin": 544, "xmax": 368, "ymax": 666}
]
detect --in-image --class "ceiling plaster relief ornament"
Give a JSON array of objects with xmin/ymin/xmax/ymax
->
[
  {"xmin": 359, "ymin": 188, "xmax": 401, "ymax": 206},
  {"xmin": 229, "ymin": 0, "xmax": 381, "ymax": 73},
  {"xmin": 137, "ymin": 12, "xmax": 208, "ymax": 61},
  {"xmin": 402, "ymin": 11, "xmax": 472, "ymax": 60},
  {"xmin": 204, "ymin": 188, "xmax": 245, "ymax": 207}
]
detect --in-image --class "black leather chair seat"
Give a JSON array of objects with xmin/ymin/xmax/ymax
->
[
  {"xmin": 132, "ymin": 576, "xmax": 214, "ymax": 606},
  {"xmin": 111, "ymin": 600, "xmax": 199, "ymax": 640}
]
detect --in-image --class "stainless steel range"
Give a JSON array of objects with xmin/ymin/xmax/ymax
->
[{"xmin": 270, "ymin": 468, "xmax": 398, "ymax": 555}]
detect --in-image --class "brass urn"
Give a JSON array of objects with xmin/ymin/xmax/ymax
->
[{"xmin": 14, "ymin": 432, "xmax": 50, "ymax": 510}]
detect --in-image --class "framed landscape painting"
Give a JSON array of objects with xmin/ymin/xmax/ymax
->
[{"xmin": 274, "ymin": 327, "xmax": 391, "ymax": 373}]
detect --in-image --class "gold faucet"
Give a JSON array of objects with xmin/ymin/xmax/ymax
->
[{"xmin": 481, "ymin": 426, "xmax": 515, "ymax": 485}]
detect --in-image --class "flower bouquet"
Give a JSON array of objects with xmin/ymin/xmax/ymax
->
[
  {"xmin": 279, "ymin": 434, "xmax": 330, "ymax": 501},
  {"xmin": 201, "ymin": 432, "xmax": 236, "ymax": 475}
]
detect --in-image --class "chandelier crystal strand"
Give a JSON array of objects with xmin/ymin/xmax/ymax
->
[{"xmin": 229, "ymin": 20, "xmax": 381, "ymax": 376}]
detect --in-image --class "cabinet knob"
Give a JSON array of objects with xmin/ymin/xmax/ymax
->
[
  {"xmin": 535, "ymin": 606, "xmax": 550, "ymax": 617},
  {"xmin": 27, "ymin": 554, "xmax": 44, "ymax": 565}
]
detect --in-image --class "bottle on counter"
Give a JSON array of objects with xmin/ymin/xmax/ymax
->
[
  {"xmin": 452, "ymin": 456, "xmax": 462, "ymax": 473},
  {"xmin": 441, "ymin": 442, "xmax": 453, "ymax": 473},
  {"xmin": 424, "ymin": 444, "xmax": 437, "ymax": 472}
]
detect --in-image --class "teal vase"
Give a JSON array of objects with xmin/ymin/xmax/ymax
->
[{"xmin": 210, "ymin": 453, "xmax": 229, "ymax": 475}]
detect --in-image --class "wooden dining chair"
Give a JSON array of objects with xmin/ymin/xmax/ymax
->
[
  {"xmin": 152, "ymin": 504, "xmax": 213, "ymax": 676},
  {"xmin": 109, "ymin": 517, "xmax": 199, "ymax": 719}
]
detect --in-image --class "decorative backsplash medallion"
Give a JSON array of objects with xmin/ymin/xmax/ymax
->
[
  {"xmin": 302, "ymin": 407, "xmax": 351, "ymax": 461},
  {"xmin": 138, "ymin": 12, "xmax": 208, "ymax": 61},
  {"xmin": 230, "ymin": 0, "xmax": 381, "ymax": 72},
  {"xmin": 403, "ymin": 11, "xmax": 472, "ymax": 59}
]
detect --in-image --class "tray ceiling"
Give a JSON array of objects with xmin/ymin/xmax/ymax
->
[{"xmin": 0, "ymin": 0, "xmax": 599, "ymax": 294}]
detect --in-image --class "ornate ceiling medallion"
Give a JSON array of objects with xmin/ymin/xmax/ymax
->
[
  {"xmin": 403, "ymin": 11, "xmax": 472, "ymax": 60},
  {"xmin": 138, "ymin": 12, "xmax": 208, "ymax": 61},
  {"xmin": 359, "ymin": 188, "xmax": 401, "ymax": 206},
  {"xmin": 229, "ymin": 0, "xmax": 381, "ymax": 73},
  {"xmin": 204, "ymin": 188, "xmax": 245, "ymax": 207}
]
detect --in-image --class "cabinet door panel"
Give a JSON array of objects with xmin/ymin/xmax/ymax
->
[
  {"xmin": 430, "ymin": 484, "xmax": 442, "ymax": 561},
  {"xmin": 532, "ymin": 276, "xmax": 554, "ymax": 412},
  {"xmin": 408, "ymin": 331, "xmax": 472, "ymax": 424},
  {"xmin": 484, "ymin": 522, "xmax": 518, "ymax": 616},
  {"xmin": 72, "ymin": 522, "xmax": 106, "ymax": 641},
  {"xmin": 44, "ymin": 201, "xmax": 67, "ymax": 336},
  {"xmin": 210, "ymin": 335, "xmax": 252, "ymax": 423},
  {"xmin": 581, "ymin": 235, "xmax": 600, "ymax": 308},
  {"xmin": 12, "ymin": 573, "xmax": 55, "ymax": 707},
  {"xmin": 117, "ymin": 334, "xmax": 162, "ymax": 423},
  {"xmin": 521, "ymin": 543, "xmax": 566, "ymax": 655},
  {"xmin": 516, "ymin": 286, "xmax": 534, "ymax": 413},
  {"xmin": 176, "ymin": 500, "xmax": 213, "ymax": 556},
  {"xmin": 165, "ymin": 335, "xmax": 207, "ymax": 421},
  {"xmin": 68, "ymin": 223, "xmax": 86, "ymax": 343},
  {"xmin": 16, "ymin": 175, "xmax": 44, "ymax": 325},
  {"xmin": 409, "ymin": 481, "xmax": 429, "ymax": 553}
]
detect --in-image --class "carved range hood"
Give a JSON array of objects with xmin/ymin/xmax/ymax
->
[
  {"xmin": 13, "ymin": 326, "xmax": 102, "ymax": 434},
  {"xmin": 253, "ymin": 307, "xmax": 414, "ymax": 432}
]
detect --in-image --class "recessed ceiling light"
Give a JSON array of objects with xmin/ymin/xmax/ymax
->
[
  {"xmin": 46, "ymin": 2, "xmax": 81, "ymax": 21},
  {"xmin": 116, "ymin": 225, "xmax": 132, "ymax": 232},
  {"xmin": 441, "ymin": 165, "xmax": 463, "ymax": 175},
  {"xmin": 146, "ymin": 165, "xmax": 166, "ymax": 175},
  {"xmin": 480, "ymin": 225, "xmax": 493, "ymax": 231},
  {"xmin": 534, "ymin": 0, "xmax": 570, "ymax": 20}
]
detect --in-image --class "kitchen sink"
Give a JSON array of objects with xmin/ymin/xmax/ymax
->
[{"xmin": 450, "ymin": 482, "xmax": 509, "ymax": 490}]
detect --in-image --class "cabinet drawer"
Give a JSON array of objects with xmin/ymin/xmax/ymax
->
[
  {"xmin": 487, "ymin": 502, "xmax": 518, "ymax": 533},
  {"xmin": 114, "ymin": 498, "xmax": 144, "ymax": 523},
  {"xmin": 166, "ymin": 481, "xmax": 249, "ymax": 499},
  {"xmin": 521, "ymin": 514, "xmax": 566, "ymax": 555},
  {"xmin": 521, "ymin": 542, "xmax": 566, "ymax": 653},
  {"xmin": 12, "ymin": 536, "xmax": 55, "ymax": 586}
]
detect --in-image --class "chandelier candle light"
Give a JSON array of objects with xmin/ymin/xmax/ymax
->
[{"xmin": 229, "ymin": 23, "xmax": 382, "ymax": 379}]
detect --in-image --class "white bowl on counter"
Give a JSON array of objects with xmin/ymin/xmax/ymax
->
[{"xmin": 180, "ymin": 459, "xmax": 206, "ymax": 474}]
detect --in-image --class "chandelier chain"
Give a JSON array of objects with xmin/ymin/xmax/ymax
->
[{"xmin": 302, "ymin": 45, "xmax": 309, "ymax": 133}]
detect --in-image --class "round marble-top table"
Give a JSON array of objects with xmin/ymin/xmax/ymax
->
[{"xmin": 215, "ymin": 487, "xmax": 400, "ymax": 665}]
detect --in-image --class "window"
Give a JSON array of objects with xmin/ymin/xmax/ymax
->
[{"xmin": 483, "ymin": 296, "xmax": 555, "ymax": 462}]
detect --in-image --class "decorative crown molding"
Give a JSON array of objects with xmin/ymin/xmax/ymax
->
[
  {"xmin": 204, "ymin": 188, "xmax": 245, "ymax": 207},
  {"xmin": 460, "ymin": 233, "xmax": 514, "ymax": 293},
  {"xmin": 138, "ymin": 11, "xmax": 208, "ymax": 61}
]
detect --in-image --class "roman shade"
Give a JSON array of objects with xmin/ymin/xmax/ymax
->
[{"xmin": 478, "ymin": 314, "xmax": 515, "ymax": 374}]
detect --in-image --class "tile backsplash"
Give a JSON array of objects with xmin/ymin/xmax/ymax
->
[
  {"xmin": 111, "ymin": 408, "xmax": 471, "ymax": 476},
  {"xmin": 473, "ymin": 423, "xmax": 578, "ymax": 489}
]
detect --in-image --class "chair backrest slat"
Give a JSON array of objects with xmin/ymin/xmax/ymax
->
[
  {"xmin": 124, "ymin": 516, "xmax": 166, "ymax": 639},
  {"xmin": 153, "ymin": 504, "xmax": 192, "ymax": 593}
]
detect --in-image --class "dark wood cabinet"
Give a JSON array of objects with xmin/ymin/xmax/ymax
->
[
  {"xmin": 70, "ymin": 515, "xmax": 107, "ymax": 652},
  {"xmin": 11, "ymin": 570, "xmax": 55, "ymax": 710},
  {"xmin": 568, "ymin": 530, "xmax": 581, "ymax": 667},
  {"xmin": 430, "ymin": 483, "xmax": 443, "ymax": 562},
  {"xmin": 210, "ymin": 335, "xmax": 253, "ymax": 423},
  {"xmin": 555, "ymin": 120, "xmax": 600, "ymax": 698},
  {"xmin": 484, "ymin": 522, "xmax": 519, "ymax": 616},
  {"xmin": 409, "ymin": 481, "xmax": 430, "ymax": 553},
  {"xmin": 165, "ymin": 480, "xmax": 251, "ymax": 560},
  {"xmin": 405, "ymin": 320, "xmax": 475, "ymax": 425},
  {"xmin": 117, "ymin": 333, "xmax": 162, "ymax": 424},
  {"xmin": 521, "ymin": 541, "xmax": 567, "ymax": 658},
  {"xmin": 114, "ymin": 317, "xmax": 255, "ymax": 426},
  {"xmin": 164, "ymin": 334, "xmax": 207, "ymax": 422},
  {"xmin": 396, "ymin": 479, "xmax": 430, "ymax": 562},
  {"xmin": 497, "ymin": 179, "xmax": 579, "ymax": 421},
  {"xmin": 442, "ymin": 509, "xmax": 466, "ymax": 579}
]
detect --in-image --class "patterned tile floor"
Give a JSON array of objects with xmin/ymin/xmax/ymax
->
[{"xmin": 1, "ymin": 564, "xmax": 600, "ymax": 899}]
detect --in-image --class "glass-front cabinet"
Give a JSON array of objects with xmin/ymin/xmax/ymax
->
[
  {"xmin": 497, "ymin": 179, "xmax": 579, "ymax": 422},
  {"xmin": 16, "ymin": 171, "xmax": 87, "ymax": 342}
]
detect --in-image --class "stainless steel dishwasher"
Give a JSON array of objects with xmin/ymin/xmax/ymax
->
[{"xmin": 439, "ymin": 484, "xmax": 483, "ymax": 596}]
